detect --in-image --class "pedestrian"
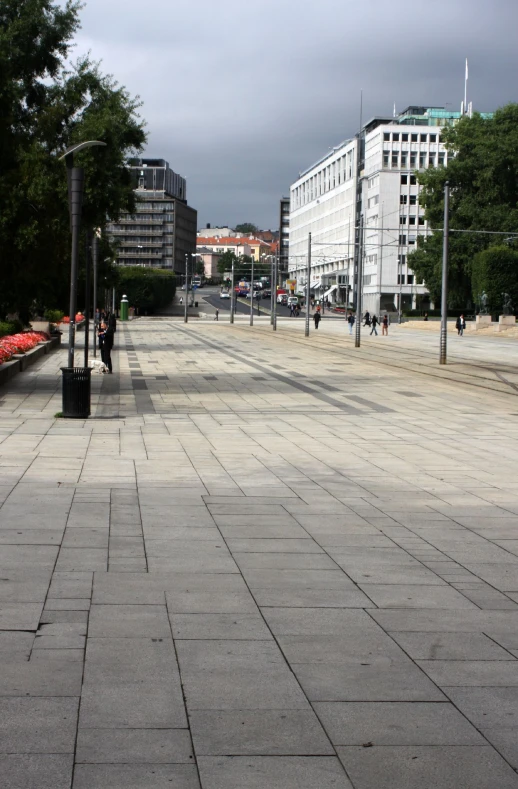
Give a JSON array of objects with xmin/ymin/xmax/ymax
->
[
  {"xmin": 363, "ymin": 311, "xmax": 371, "ymax": 327},
  {"xmin": 214, "ymin": 308, "xmax": 219, "ymax": 321},
  {"xmin": 423, "ymin": 312, "xmax": 428, "ymax": 321},
  {"xmin": 98, "ymin": 321, "xmax": 113, "ymax": 373},
  {"xmin": 347, "ymin": 312, "xmax": 355, "ymax": 335},
  {"xmin": 382, "ymin": 314, "xmax": 389, "ymax": 335},
  {"xmin": 290, "ymin": 303, "xmax": 295, "ymax": 317},
  {"xmin": 456, "ymin": 314, "xmax": 466, "ymax": 336},
  {"xmin": 313, "ymin": 310, "xmax": 321, "ymax": 330},
  {"xmin": 179, "ymin": 297, "xmax": 183, "ymax": 305},
  {"xmin": 108, "ymin": 311, "xmax": 117, "ymax": 334},
  {"xmin": 370, "ymin": 314, "xmax": 378, "ymax": 335}
]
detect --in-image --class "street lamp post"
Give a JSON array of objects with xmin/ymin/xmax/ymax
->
[
  {"xmin": 59, "ymin": 141, "xmax": 106, "ymax": 369},
  {"xmin": 184, "ymin": 253, "xmax": 189, "ymax": 323},
  {"xmin": 355, "ymin": 215, "xmax": 364, "ymax": 348},
  {"xmin": 305, "ymin": 233, "xmax": 311, "ymax": 337},
  {"xmin": 92, "ymin": 232, "xmax": 99, "ymax": 357},
  {"xmin": 440, "ymin": 182, "xmax": 450, "ymax": 365},
  {"xmin": 250, "ymin": 256, "xmax": 254, "ymax": 326},
  {"xmin": 230, "ymin": 257, "xmax": 235, "ymax": 324}
]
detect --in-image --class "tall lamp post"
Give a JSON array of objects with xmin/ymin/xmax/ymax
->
[
  {"xmin": 249, "ymin": 255, "xmax": 255, "ymax": 326},
  {"xmin": 184, "ymin": 253, "xmax": 189, "ymax": 323},
  {"xmin": 59, "ymin": 141, "xmax": 106, "ymax": 369},
  {"xmin": 440, "ymin": 182, "xmax": 450, "ymax": 365},
  {"xmin": 230, "ymin": 257, "xmax": 236, "ymax": 324},
  {"xmin": 305, "ymin": 233, "xmax": 311, "ymax": 337}
]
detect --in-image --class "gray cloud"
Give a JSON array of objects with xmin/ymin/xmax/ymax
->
[{"xmin": 74, "ymin": 0, "xmax": 518, "ymax": 228}]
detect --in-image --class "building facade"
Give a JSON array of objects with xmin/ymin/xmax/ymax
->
[
  {"xmin": 195, "ymin": 236, "xmax": 273, "ymax": 261},
  {"xmin": 289, "ymin": 106, "xmax": 468, "ymax": 313},
  {"xmin": 106, "ymin": 159, "xmax": 197, "ymax": 275},
  {"xmin": 279, "ymin": 197, "xmax": 290, "ymax": 274}
]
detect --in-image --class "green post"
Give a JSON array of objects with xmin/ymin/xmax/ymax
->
[{"xmin": 120, "ymin": 294, "xmax": 129, "ymax": 321}]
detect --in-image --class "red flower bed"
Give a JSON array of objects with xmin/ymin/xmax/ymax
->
[{"xmin": 0, "ymin": 331, "xmax": 50, "ymax": 366}]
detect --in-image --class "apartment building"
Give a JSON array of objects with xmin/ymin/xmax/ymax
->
[
  {"xmin": 279, "ymin": 197, "xmax": 290, "ymax": 274},
  {"xmin": 289, "ymin": 106, "xmax": 470, "ymax": 313},
  {"xmin": 106, "ymin": 159, "xmax": 197, "ymax": 275}
]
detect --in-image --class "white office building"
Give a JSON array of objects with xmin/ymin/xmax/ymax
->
[{"xmin": 289, "ymin": 106, "xmax": 463, "ymax": 314}]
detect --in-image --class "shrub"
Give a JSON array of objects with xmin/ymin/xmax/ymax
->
[
  {"xmin": 0, "ymin": 320, "xmax": 24, "ymax": 338},
  {"xmin": 44, "ymin": 309, "xmax": 65, "ymax": 323},
  {"xmin": 117, "ymin": 267, "xmax": 176, "ymax": 314},
  {"xmin": 472, "ymin": 246, "xmax": 518, "ymax": 315}
]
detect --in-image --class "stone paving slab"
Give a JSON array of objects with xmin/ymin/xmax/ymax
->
[{"xmin": 3, "ymin": 320, "xmax": 518, "ymax": 787}]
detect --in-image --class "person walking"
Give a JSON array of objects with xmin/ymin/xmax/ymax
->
[
  {"xmin": 313, "ymin": 310, "xmax": 321, "ymax": 330},
  {"xmin": 363, "ymin": 310, "xmax": 371, "ymax": 327},
  {"xmin": 456, "ymin": 315, "xmax": 466, "ymax": 336},
  {"xmin": 347, "ymin": 312, "xmax": 355, "ymax": 335},
  {"xmin": 370, "ymin": 314, "xmax": 379, "ymax": 336},
  {"xmin": 382, "ymin": 314, "xmax": 389, "ymax": 336},
  {"xmin": 98, "ymin": 321, "xmax": 113, "ymax": 373},
  {"xmin": 214, "ymin": 308, "xmax": 219, "ymax": 321}
]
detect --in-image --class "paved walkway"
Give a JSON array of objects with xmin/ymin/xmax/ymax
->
[{"xmin": 2, "ymin": 320, "xmax": 518, "ymax": 788}]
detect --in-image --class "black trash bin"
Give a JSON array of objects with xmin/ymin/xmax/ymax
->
[{"xmin": 61, "ymin": 367, "xmax": 91, "ymax": 418}]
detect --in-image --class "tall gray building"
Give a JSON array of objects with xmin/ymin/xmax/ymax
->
[
  {"xmin": 106, "ymin": 159, "xmax": 197, "ymax": 274},
  {"xmin": 279, "ymin": 196, "xmax": 290, "ymax": 273}
]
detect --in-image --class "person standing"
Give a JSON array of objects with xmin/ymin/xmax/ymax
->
[
  {"xmin": 108, "ymin": 311, "xmax": 117, "ymax": 336},
  {"xmin": 98, "ymin": 321, "xmax": 114, "ymax": 373},
  {"xmin": 456, "ymin": 315, "xmax": 466, "ymax": 336},
  {"xmin": 370, "ymin": 314, "xmax": 379, "ymax": 336},
  {"xmin": 363, "ymin": 311, "xmax": 371, "ymax": 327},
  {"xmin": 313, "ymin": 310, "xmax": 321, "ymax": 330},
  {"xmin": 347, "ymin": 312, "xmax": 355, "ymax": 335},
  {"xmin": 382, "ymin": 314, "xmax": 389, "ymax": 336}
]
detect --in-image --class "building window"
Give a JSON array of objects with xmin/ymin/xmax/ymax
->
[
  {"xmin": 420, "ymin": 134, "xmax": 428, "ymax": 143},
  {"xmin": 429, "ymin": 134, "xmax": 437, "ymax": 143},
  {"xmin": 392, "ymin": 151, "xmax": 399, "ymax": 167},
  {"xmin": 409, "ymin": 195, "xmax": 417, "ymax": 205},
  {"xmin": 401, "ymin": 174, "xmax": 408, "ymax": 185},
  {"xmin": 409, "ymin": 216, "xmax": 416, "ymax": 225},
  {"xmin": 383, "ymin": 151, "xmax": 390, "ymax": 167},
  {"xmin": 400, "ymin": 216, "xmax": 407, "ymax": 224},
  {"xmin": 399, "ymin": 235, "xmax": 407, "ymax": 245},
  {"xmin": 419, "ymin": 153, "xmax": 426, "ymax": 168},
  {"xmin": 410, "ymin": 152, "xmax": 417, "ymax": 168},
  {"xmin": 410, "ymin": 175, "xmax": 417, "ymax": 185},
  {"xmin": 383, "ymin": 132, "xmax": 390, "ymax": 141},
  {"xmin": 428, "ymin": 155, "xmax": 436, "ymax": 167},
  {"xmin": 400, "ymin": 194, "xmax": 408, "ymax": 205},
  {"xmin": 408, "ymin": 235, "xmax": 416, "ymax": 245},
  {"xmin": 392, "ymin": 133, "xmax": 400, "ymax": 141},
  {"xmin": 438, "ymin": 152, "xmax": 445, "ymax": 166},
  {"xmin": 397, "ymin": 274, "xmax": 404, "ymax": 284},
  {"xmin": 402, "ymin": 133, "xmax": 409, "ymax": 142},
  {"xmin": 411, "ymin": 133, "xmax": 418, "ymax": 142},
  {"xmin": 407, "ymin": 274, "xmax": 414, "ymax": 284},
  {"xmin": 419, "ymin": 216, "xmax": 425, "ymax": 225},
  {"xmin": 401, "ymin": 153, "xmax": 408, "ymax": 167}
]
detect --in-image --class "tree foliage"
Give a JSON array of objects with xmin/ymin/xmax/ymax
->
[
  {"xmin": 234, "ymin": 223, "xmax": 258, "ymax": 235},
  {"xmin": 117, "ymin": 268, "xmax": 176, "ymax": 314},
  {"xmin": 0, "ymin": 0, "xmax": 146, "ymax": 320},
  {"xmin": 408, "ymin": 104, "xmax": 518, "ymax": 307},
  {"xmin": 471, "ymin": 246, "xmax": 518, "ymax": 314}
]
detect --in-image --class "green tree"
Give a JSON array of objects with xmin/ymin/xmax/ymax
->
[
  {"xmin": 216, "ymin": 251, "xmax": 253, "ymax": 275},
  {"xmin": 408, "ymin": 104, "xmax": 518, "ymax": 307},
  {"xmin": 234, "ymin": 223, "xmax": 258, "ymax": 235},
  {"xmin": 0, "ymin": 0, "xmax": 146, "ymax": 320},
  {"xmin": 117, "ymin": 268, "xmax": 176, "ymax": 314},
  {"xmin": 471, "ymin": 245, "xmax": 518, "ymax": 314}
]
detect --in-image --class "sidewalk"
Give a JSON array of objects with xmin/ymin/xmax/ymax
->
[{"xmin": 1, "ymin": 320, "xmax": 518, "ymax": 788}]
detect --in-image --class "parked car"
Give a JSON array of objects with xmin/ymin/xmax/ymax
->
[
  {"xmin": 287, "ymin": 296, "xmax": 299, "ymax": 307},
  {"xmin": 277, "ymin": 294, "xmax": 288, "ymax": 305},
  {"xmin": 262, "ymin": 290, "xmax": 271, "ymax": 299}
]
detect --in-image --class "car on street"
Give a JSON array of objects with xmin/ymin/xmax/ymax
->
[
  {"xmin": 287, "ymin": 296, "xmax": 299, "ymax": 307},
  {"xmin": 277, "ymin": 294, "xmax": 288, "ymax": 305},
  {"xmin": 262, "ymin": 290, "xmax": 271, "ymax": 299},
  {"xmin": 219, "ymin": 291, "xmax": 230, "ymax": 299}
]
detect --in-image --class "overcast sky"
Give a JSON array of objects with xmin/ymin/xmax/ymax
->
[{"xmin": 74, "ymin": 0, "xmax": 517, "ymax": 230}]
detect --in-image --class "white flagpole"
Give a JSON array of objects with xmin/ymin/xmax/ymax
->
[{"xmin": 464, "ymin": 58, "xmax": 468, "ymax": 113}]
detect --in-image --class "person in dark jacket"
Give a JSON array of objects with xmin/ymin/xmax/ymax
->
[
  {"xmin": 108, "ymin": 312, "xmax": 117, "ymax": 334},
  {"xmin": 456, "ymin": 315, "xmax": 466, "ymax": 336},
  {"xmin": 98, "ymin": 322, "xmax": 114, "ymax": 373},
  {"xmin": 370, "ymin": 315, "xmax": 379, "ymax": 335},
  {"xmin": 313, "ymin": 310, "xmax": 321, "ymax": 329}
]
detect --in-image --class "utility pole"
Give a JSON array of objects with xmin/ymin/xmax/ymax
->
[
  {"xmin": 184, "ymin": 253, "xmax": 189, "ymax": 323},
  {"xmin": 272, "ymin": 255, "xmax": 277, "ymax": 331},
  {"xmin": 250, "ymin": 255, "xmax": 254, "ymax": 326},
  {"xmin": 440, "ymin": 182, "xmax": 450, "ymax": 365},
  {"xmin": 378, "ymin": 202, "xmax": 384, "ymax": 316},
  {"xmin": 92, "ymin": 233, "xmax": 98, "ymax": 357},
  {"xmin": 355, "ymin": 215, "xmax": 364, "ymax": 348},
  {"xmin": 84, "ymin": 230, "xmax": 91, "ymax": 368},
  {"xmin": 305, "ymin": 232, "xmax": 311, "ymax": 337},
  {"xmin": 230, "ymin": 257, "xmax": 235, "ymax": 324}
]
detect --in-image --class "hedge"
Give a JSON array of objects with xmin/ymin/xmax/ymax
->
[{"xmin": 117, "ymin": 267, "xmax": 176, "ymax": 314}]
